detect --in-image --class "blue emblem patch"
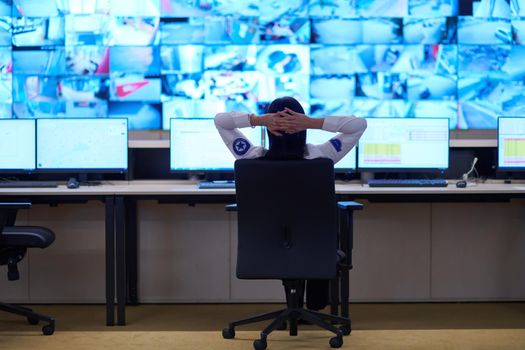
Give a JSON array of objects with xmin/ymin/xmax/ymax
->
[
  {"xmin": 329, "ymin": 138, "xmax": 342, "ymax": 152},
  {"xmin": 233, "ymin": 138, "xmax": 250, "ymax": 156}
]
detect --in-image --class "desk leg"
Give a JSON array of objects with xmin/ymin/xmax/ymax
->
[
  {"xmin": 339, "ymin": 208, "xmax": 352, "ymax": 319},
  {"xmin": 6, "ymin": 208, "xmax": 17, "ymax": 226},
  {"xmin": 105, "ymin": 196, "xmax": 115, "ymax": 326},
  {"xmin": 125, "ymin": 198, "xmax": 138, "ymax": 305},
  {"xmin": 116, "ymin": 196, "xmax": 126, "ymax": 326},
  {"xmin": 330, "ymin": 278, "xmax": 339, "ymax": 316}
]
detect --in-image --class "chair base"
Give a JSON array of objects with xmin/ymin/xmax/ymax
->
[
  {"xmin": 222, "ymin": 280, "xmax": 350, "ymax": 349},
  {"xmin": 0, "ymin": 302, "xmax": 55, "ymax": 335}
]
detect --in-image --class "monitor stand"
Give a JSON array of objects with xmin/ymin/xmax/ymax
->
[
  {"xmin": 188, "ymin": 172, "xmax": 200, "ymax": 181},
  {"xmin": 70, "ymin": 173, "xmax": 102, "ymax": 186},
  {"xmin": 336, "ymin": 170, "xmax": 355, "ymax": 181},
  {"xmin": 504, "ymin": 171, "xmax": 513, "ymax": 184},
  {"xmin": 360, "ymin": 171, "xmax": 374, "ymax": 184},
  {"xmin": 202, "ymin": 172, "xmax": 234, "ymax": 182}
]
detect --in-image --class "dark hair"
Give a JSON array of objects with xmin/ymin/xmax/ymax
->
[{"xmin": 264, "ymin": 96, "xmax": 306, "ymax": 160}]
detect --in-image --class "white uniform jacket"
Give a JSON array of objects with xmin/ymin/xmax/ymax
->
[{"xmin": 214, "ymin": 112, "xmax": 367, "ymax": 164}]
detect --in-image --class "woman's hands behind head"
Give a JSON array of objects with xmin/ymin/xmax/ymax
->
[
  {"xmin": 279, "ymin": 108, "xmax": 323, "ymax": 133},
  {"xmin": 260, "ymin": 113, "xmax": 285, "ymax": 136},
  {"xmin": 258, "ymin": 108, "xmax": 322, "ymax": 136}
]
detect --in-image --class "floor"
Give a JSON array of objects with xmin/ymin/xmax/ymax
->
[{"xmin": 0, "ymin": 303, "xmax": 524, "ymax": 349}]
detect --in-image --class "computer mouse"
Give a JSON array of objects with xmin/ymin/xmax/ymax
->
[
  {"xmin": 67, "ymin": 177, "xmax": 80, "ymax": 189},
  {"xmin": 455, "ymin": 180, "xmax": 467, "ymax": 188}
]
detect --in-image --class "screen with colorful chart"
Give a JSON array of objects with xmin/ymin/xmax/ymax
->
[
  {"xmin": 358, "ymin": 117, "xmax": 449, "ymax": 170},
  {"xmin": 498, "ymin": 116, "xmax": 525, "ymax": 170}
]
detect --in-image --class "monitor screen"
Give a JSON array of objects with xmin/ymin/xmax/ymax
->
[
  {"xmin": 170, "ymin": 118, "xmax": 262, "ymax": 171},
  {"xmin": 0, "ymin": 119, "xmax": 35, "ymax": 171},
  {"xmin": 306, "ymin": 129, "xmax": 356, "ymax": 170},
  {"xmin": 358, "ymin": 118, "xmax": 449, "ymax": 170},
  {"xmin": 498, "ymin": 117, "xmax": 525, "ymax": 170},
  {"xmin": 36, "ymin": 118, "xmax": 128, "ymax": 171},
  {"xmin": 5, "ymin": 1, "xmax": 525, "ymax": 130}
]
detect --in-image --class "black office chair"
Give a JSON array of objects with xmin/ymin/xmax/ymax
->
[
  {"xmin": 0, "ymin": 202, "xmax": 56, "ymax": 335},
  {"xmin": 222, "ymin": 158, "xmax": 356, "ymax": 350}
]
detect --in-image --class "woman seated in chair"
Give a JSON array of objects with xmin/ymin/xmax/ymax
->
[{"xmin": 214, "ymin": 96, "xmax": 367, "ymax": 311}]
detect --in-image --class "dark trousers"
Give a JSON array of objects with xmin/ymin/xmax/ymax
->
[
  {"xmin": 286, "ymin": 280, "xmax": 329, "ymax": 311},
  {"xmin": 306, "ymin": 279, "xmax": 329, "ymax": 310}
]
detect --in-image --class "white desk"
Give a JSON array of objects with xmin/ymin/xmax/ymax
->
[
  {"xmin": 2, "ymin": 181, "xmax": 524, "ymax": 196},
  {"xmin": 2, "ymin": 181, "xmax": 525, "ymax": 326},
  {"xmin": 0, "ymin": 187, "xmax": 119, "ymax": 326},
  {"xmin": 104, "ymin": 180, "xmax": 525, "ymax": 197},
  {"xmin": 337, "ymin": 183, "xmax": 525, "ymax": 195}
]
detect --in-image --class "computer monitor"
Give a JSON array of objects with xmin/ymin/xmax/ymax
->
[
  {"xmin": 0, "ymin": 119, "xmax": 36, "ymax": 172},
  {"xmin": 170, "ymin": 118, "xmax": 262, "ymax": 171},
  {"xmin": 358, "ymin": 118, "xmax": 449, "ymax": 171},
  {"xmin": 306, "ymin": 129, "xmax": 356, "ymax": 171},
  {"xmin": 498, "ymin": 117, "xmax": 525, "ymax": 171},
  {"xmin": 36, "ymin": 118, "xmax": 128, "ymax": 172}
]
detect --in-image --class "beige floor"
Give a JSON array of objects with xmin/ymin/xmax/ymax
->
[{"xmin": 1, "ymin": 303, "xmax": 525, "ymax": 349}]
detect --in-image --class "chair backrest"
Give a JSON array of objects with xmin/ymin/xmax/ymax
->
[
  {"xmin": 234, "ymin": 158, "xmax": 338, "ymax": 280},
  {"xmin": 0, "ymin": 203, "xmax": 54, "ymax": 250},
  {"xmin": 0, "ymin": 203, "xmax": 30, "ymax": 241}
]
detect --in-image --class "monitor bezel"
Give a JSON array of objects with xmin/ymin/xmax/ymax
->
[
  {"xmin": 169, "ymin": 117, "xmax": 264, "ymax": 173},
  {"xmin": 497, "ymin": 116, "xmax": 525, "ymax": 172},
  {"xmin": 169, "ymin": 117, "xmax": 358, "ymax": 173},
  {"xmin": 302, "ymin": 128, "xmax": 358, "ymax": 172},
  {"xmin": 0, "ymin": 119, "xmax": 37, "ymax": 174},
  {"xmin": 35, "ymin": 118, "xmax": 129, "ymax": 173},
  {"xmin": 357, "ymin": 117, "xmax": 450, "ymax": 173}
]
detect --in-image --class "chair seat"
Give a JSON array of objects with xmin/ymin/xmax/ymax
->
[{"xmin": 1, "ymin": 226, "xmax": 55, "ymax": 248}]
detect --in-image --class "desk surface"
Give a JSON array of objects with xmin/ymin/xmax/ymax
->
[
  {"xmin": 1, "ymin": 180, "xmax": 525, "ymax": 196},
  {"xmin": 114, "ymin": 180, "xmax": 525, "ymax": 196},
  {"xmin": 0, "ymin": 185, "xmax": 115, "ymax": 196}
]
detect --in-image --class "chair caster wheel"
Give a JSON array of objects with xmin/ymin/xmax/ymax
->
[
  {"xmin": 222, "ymin": 327, "xmax": 235, "ymax": 339},
  {"xmin": 42, "ymin": 324, "xmax": 54, "ymax": 336},
  {"xmin": 27, "ymin": 317, "xmax": 39, "ymax": 325},
  {"xmin": 339, "ymin": 323, "xmax": 351, "ymax": 336},
  {"xmin": 253, "ymin": 338, "xmax": 267, "ymax": 350},
  {"xmin": 329, "ymin": 335, "xmax": 343, "ymax": 348}
]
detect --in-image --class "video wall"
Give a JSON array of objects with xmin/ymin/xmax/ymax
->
[{"xmin": 1, "ymin": 0, "xmax": 524, "ymax": 130}]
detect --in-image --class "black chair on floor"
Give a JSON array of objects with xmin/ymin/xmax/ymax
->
[
  {"xmin": 222, "ymin": 158, "xmax": 358, "ymax": 350},
  {"xmin": 0, "ymin": 202, "xmax": 55, "ymax": 335}
]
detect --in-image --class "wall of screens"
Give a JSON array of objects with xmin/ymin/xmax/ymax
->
[{"xmin": 0, "ymin": 0, "xmax": 524, "ymax": 131}]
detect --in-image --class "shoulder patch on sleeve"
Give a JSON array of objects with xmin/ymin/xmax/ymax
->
[
  {"xmin": 329, "ymin": 138, "xmax": 342, "ymax": 152},
  {"xmin": 233, "ymin": 138, "xmax": 250, "ymax": 156}
]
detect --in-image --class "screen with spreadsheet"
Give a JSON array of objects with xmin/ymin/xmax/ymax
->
[
  {"xmin": 170, "ymin": 118, "xmax": 262, "ymax": 171},
  {"xmin": 358, "ymin": 118, "xmax": 449, "ymax": 170},
  {"xmin": 0, "ymin": 119, "xmax": 35, "ymax": 171},
  {"xmin": 306, "ymin": 129, "xmax": 356, "ymax": 170},
  {"xmin": 498, "ymin": 117, "xmax": 525, "ymax": 170},
  {"xmin": 36, "ymin": 118, "xmax": 128, "ymax": 171}
]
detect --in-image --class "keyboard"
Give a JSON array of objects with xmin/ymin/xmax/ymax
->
[
  {"xmin": 0, "ymin": 181, "xmax": 59, "ymax": 188},
  {"xmin": 198, "ymin": 181, "xmax": 235, "ymax": 189},
  {"xmin": 368, "ymin": 179, "xmax": 448, "ymax": 188}
]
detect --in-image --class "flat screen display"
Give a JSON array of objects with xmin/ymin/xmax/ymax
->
[
  {"xmin": 170, "ymin": 118, "xmax": 261, "ymax": 170},
  {"xmin": 306, "ymin": 129, "xmax": 357, "ymax": 170},
  {"xmin": 498, "ymin": 116, "xmax": 525, "ymax": 170},
  {"xmin": 36, "ymin": 118, "xmax": 128, "ymax": 171},
  {"xmin": 0, "ymin": 1, "xmax": 523, "ymax": 131},
  {"xmin": 358, "ymin": 117, "xmax": 449, "ymax": 170},
  {"xmin": 0, "ymin": 119, "xmax": 35, "ymax": 171}
]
